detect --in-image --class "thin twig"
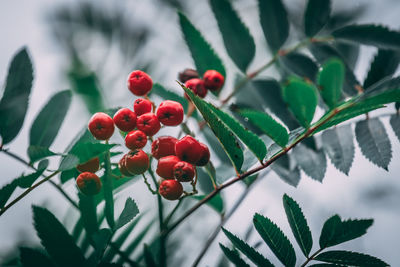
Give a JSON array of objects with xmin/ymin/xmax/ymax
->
[{"xmin": 300, "ymin": 247, "xmax": 324, "ymax": 267}]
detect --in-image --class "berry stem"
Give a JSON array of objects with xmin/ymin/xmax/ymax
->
[
  {"xmin": 103, "ymin": 140, "xmax": 115, "ymax": 229},
  {"xmin": 163, "ymin": 198, "xmax": 184, "ymax": 226},
  {"xmin": 142, "ymin": 174, "xmax": 158, "ymax": 194}
]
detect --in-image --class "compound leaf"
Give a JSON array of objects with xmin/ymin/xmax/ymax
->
[
  {"xmin": 219, "ymin": 243, "xmax": 250, "ymax": 267},
  {"xmin": 304, "ymin": 0, "xmax": 331, "ymax": 37},
  {"xmin": 315, "ymin": 250, "xmax": 389, "ymax": 266}
]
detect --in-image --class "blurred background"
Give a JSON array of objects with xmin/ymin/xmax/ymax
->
[{"xmin": 0, "ymin": 0, "xmax": 399, "ymax": 266}]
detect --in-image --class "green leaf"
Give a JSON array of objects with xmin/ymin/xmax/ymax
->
[
  {"xmin": 115, "ymin": 197, "xmax": 139, "ymax": 229},
  {"xmin": 258, "ymin": 0, "xmax": 289, "ymax": 51},
  {"xmin": 20, "ymin": 247, "xmax": 56, "ymax": 267},
  {"xmin": 32, "ymin": 206, "xmax": 86, "ymax": 267},
  {"xmin": 0, "ymin": 47, "xmax": 33, "ymax": 144},
  {"xmin": 16, "ymin": 160, "xmax": 49, "ymax": 188},
  {"xmin": 178, "ymin": 12, "xmax": 225, "ymax": 77},
  {"xmin": 27, "ymin": 146, "xmax": 58, "ymax": 163},
  {"xmin": 191, "ymin": 194, "xmax": 224, "ymax": 214},
  {"xmin": 282, "ymin": 78, "xmax": 318, "ymax": 127},
  {"xmin": 304, "ymin": 0, "xmax": 331, "ymax": 37},
  {"xmin": 361, "ymin": 76, "xmax": 400, "ymax": 103},
  {"xmin": 390, "ymin": 115, "xmax": 400, "ymax": 142},
  {"xmin": 355, "ymin": 119, "xmax": 392, "ymax": 170},
  {"xmin": 315, "ymin": 250, "xmax": 389, "ymax": 266},
  {"xmin": 222, "ymin": 228, "xmax": 273, "ymax": 267},
  {"xmin": 143, "ymin": 244, "xmax": 158, "ymax": 267},
  {"xmin": 271, "ymin": 154, "xmax": 301, "ymax": 187},
  {"xmin": 283, "ymin": 194, "xmax": 313, "ymax": 257},
  {"xmin": 219, "ymin": 243, "xmax": 250, "ymax": 267},
  {"xmin": 318, "ymin": 58, "xmax": 345, "ymax": 109},
  {"xmin": 181, "ymin": 83, "xmax": 243, "ymax": 172},
  {"xmin": 363, "ymin": 50, "xmax": 400, "ymax": 88},
  {"xmin": 92, "ymin": 228, "xmax": 112, "ymax": 252},
  {"xmin": 281, "ymin": 52, "xmax": 319, "ymax": 82},
  {"xmin": 321, "ymin": 125, "xmax": 355, "ymax": 175},
  {"xmin": 309, "ymin": 264, "xmax": 346, "ymax": 267},
  {"xmin": 237, "ymin": 109, "xmax": 289, "ymax": 147},
  {"xmin": 78, "ymin": 193, "xmax": 98, "ymax": 237},
  {"xmin": 332, "ymin": 24, "xmax": 400, "ymax": 51},
  {"xmin": 253, "ymin": 213, "xmax": 296, "ymax": 267},
  {"xmin": 0, "ymin": 181, "xmax": 18, "ymax": 208},
  {"xmin": 292, "ymin": 144, "xmax": 327, "ymax": 182},
  {"xmin": 209, "ymin": 0, "xmax": 255, "ymax": 72}
]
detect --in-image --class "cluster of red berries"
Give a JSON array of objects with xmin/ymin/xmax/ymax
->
[{"xmin": 180, "ymin": 69, "xmax": 225, "ymax": 98}]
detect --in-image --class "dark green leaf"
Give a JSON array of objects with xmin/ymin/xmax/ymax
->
[
  {"xmin": 178, "ymin": 12, "xmax": 225, "ymax": 77},
  {"xmin": 309, "ymin": 264, "xmax": 345, "ymax": 267},
  {"xmin": 191, "ymin": 194, "xmax": 224, "ymax": 214},
  {"xmin": 27, "ymin": 146, "xmax": 58, "ymax": 163},
  {"xmin": 361, "ymin": 76, "xmax": 400, "ymax": 103},
  {"xmin": 283, "ymin": 194, "xmax": 313, "ymax": 257},
  {"xmin": 222, "ymin": 228, "xmax": 273, "ymax": 267},
  {"xmin": 390, "ymin": 115, "xmax": 400, "ymax": 142},
  {"xmin": 143, "ymin": 244, "xmax": 158, "ymax": 267},
  {"xmin": 0, "ymin": 181, "xmax": 17, "ymax": 208},
  {"xmin": 304, "ymin": 0, "xmax": 331, "ymax": 37},
  {"xmin": 271, "ymin": 154, "xmax": 301, "ymax": 187},
  {"xmin": 79, "ymin": 193, "xmax": 98, "ymax": 236},
  {"xmin": 281, "ymin": 52, "xmax": 319, "ymax": 82},
  {"xmin": 210, "ymin": 0, "xmax": 255, "ymax": 72},
  {"xmin": 20, "ymin": 247, "xmax": 56, "ymax": 267},
  {"xmin": 92, "ymin": 228, "xmax": 112, "ymax": 252},
  {"xmin": 219, "ymin": 243, "xmax": 250, "ymax": 267},
  {"xmin": 315, "ymin": 250, "xmax": 389, "ymax": 266},
  {"xmin": 332, "ymin": 24, "xmax": 400, "ymax": 51},
  {"xmin": 355, "ymin": 119, "xmax": 392, "ymax": 170},
  {"xmin": 16, "ymin": 160, "xmax": 48, "ymax": 188},
  {"xmin": 364, "ymin": 50, "xmax": 400, "ymax": 88},
  {"xmin": 258, "ymin": 0, "xmax": 289, "ymax": 51},
  {"xmin": 115, "ymin": 197, "xmax": 139, "ymax": 229},
  {"xmin": 0, "ymin": 48, "xmax": 33, "ymax": 144},
  {"xmin": 32, "ymin": 206, "xmax": 86, "ymax": 267},
  {"xmin": 318, "ymin": 58, "xmax": 345, "ymax": 109},
  {"xmin": 253, "ymin": 213, "xmax": 296, "ymax": 267},
  {"xmin": 292, "ymin": 144, "xmax": 327, "ymax": 182},
  {"xmin": 319, "ymin": 215, "xmax": 341, "ymax": 248},
  {"xmin": 321, "ymin": 125, "xmax": 354, "ymax": 175}
]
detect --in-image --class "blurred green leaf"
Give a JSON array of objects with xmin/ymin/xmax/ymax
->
[
  {"xmin": 27, "ymin": 146, "xmax": 58, "ymax": 163},
  {"xmin": 281, "ymin": 52, "xmax": 319, "ymax": 82},
  {"xmin": 16, "ymin": 160, "xmax": 49, "ymax": 188},
  {"xmin": 315, "ymin": 250, "xmax": 388, "ymax": 266},
  {"xmin": 92, "ymin": 228, "xmax": 112, "ymax": 252},
  {"xmin": 292, "ymin": 144, "xmax": 327, "ymax": 182},
  {"xmin": 219, "ymin": 243, "xmax": 250, "ymax": 267},
  {"xmin": 304, "ymin": 0, "xmax": 331, "ymax": 37},
  {"xmin": 143, "ymin": 244, "xmax": 158, "ymax": 267},
  {"xmin": 318, "ymin": 58, "xmax": 345, "ymax": 109},
  {"xmin": 78, "ymin": 193, "xmax": 98, "ymax": 237},
  {"xmin": 115, "ymin": 197, "xmax": 139, "ymax": 230},
  {"xmin": 271, "ymin": 154, "xmax": 301, "ymax": 187},
  {"xmin": 20, "ymin": 247, "xmax": 56, "ymax": 267},
  {"xmin": 390, "ymin": 115, "xmax": 400, "ymax": 142},
  {"xmin": 363, "ymin": 50, "xmax": 400, "ymax": 88},
  {"xmin": 191, "ymin": 193, "xmax": 224, "ymax": 214},
  {"xmin": 0, "ymin": 181, "xmax": 17, "ymax": 209}
]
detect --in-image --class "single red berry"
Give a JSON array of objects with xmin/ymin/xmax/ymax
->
[
  {"xmin": 203, "ymin": 70, "xmax": 225, "ymax": 91},
  {"xmin": 151, "ymin": 136, "xmax": 178, "ymax": 159},
  {"xmin": 175, "ymin": 135, "xmax": 202, "ymax": 164},
  {"xmin": 136, "ymin": 113, "xmax": 161, "ymax": 136},
  {"xmin": 185, "ymin": 78, "xmax": 208, "ymax": 98},
  {"xmin": 196, "ymin": 143, "xmax": 210, "ymax": 166},
  {"xmin": 118, "ymin": 155, "xmax": 133, "ymax": 177},
  {"xmin": 178, "ymin": 68, "xmax": 199, "ymax": 83},
  {"xmin": 124, "ymin": 150, "xmax": 150, "ymax": 175},
  {"xmin": 88, "ymin": 112, "xmax": 115, "ymax": 140},
  {"xmin": 159, "ymin": 180, "xmax": 183, "ymax": 200},
  {"xmin": 156, "ymin": 100, "xmax": 184, "ymax": 126},
  {"xmin": 125, "ymin": 130, "xmax": 147, "ymax": 150},
  {"xmin": 76, "ymin": 157, "xmax": 100, "ymax": 173},
  {"xmin": 127, "ymin": 70, "xmax": 153, "ymax": 96},
  {"xmin": 156, "ymin": 155, "xmax": 180, "ymax": 179},
  {"xmin": 76, "ymin": 172, "xmax": 102, "ymax": 195},
  {"xmin": 134, "ymin": 98, "xmax": 153, "ymax": 116},
  {"xmin": 113, "ymin": 108, "xmax": 137, "ymax": 132},
  {"xmin": 173, "ymin": 161, "xmax": 195, "ymax": 182}
]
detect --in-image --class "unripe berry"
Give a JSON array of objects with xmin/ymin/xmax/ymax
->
[
  {"xmin": 134, "ymin": 98, "xmax": 153, "ymax": 116},
  {"xmin": 151, "ymin": 136, "xmax": 178, "ymax": 159},
  {"xmin": 196, "ymin": 143, "xmax": 210, "ymax": 166},
  {"xmin": 159, "ymin": 180, "xmax": 183, "ymax": 200},
  {"xmin": 175, "ymin": 135, "xmax": 202, "ymax": 164},
  {"xmin": 203, "ymin": 70, "xmax": 225, "ymax": 91},
  {"xmin": 156, "ymin": 155, "xmax": 180, "ymax": 179},
  {"xmin": 173, "ymin": 161, "xmax": 195, "ymax": 182},
  {"xmin": 76, "ymin": 157, "xmax": 100, "ymax": 173},
  {"xmin": 125, "ymin": 130, "xmax": 147, "ymax": 150},
  {"xmin": 88, "ymin": 112, "xmax": 115, "ymax": 140},
  {"xmin": 156, "ymin": 100, "xmax": 184, "ymax": 126},
  {"xmin": 125, "ymin": 150, "xmax": 150, "ymax": 175},
  {"xmin": 136, "ymin": 113, "xmax": 161, "ymax": 136},
  {"xmin": 118, "ymin": 155, "xmax": 133, "ymax": 177},
  {"xmin": 113, "ymin": 108, "xmax": 137, "ymax": 132},
  {"xmin": 185, "ymin": 78, "xmax": 208, "ymax": 98},
  {"xmin": 76, "ymin": 172, "xmax": 102, "ymax": 195},
  {"xmin": 178, "ymin": 68, "xmax": 199, "ymax": 83},
  {"xmin": 127, "ymin": 70, "xmax": 153, "ymax": 96}
]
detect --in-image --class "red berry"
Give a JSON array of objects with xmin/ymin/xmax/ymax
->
[
  {"xmin": 156, "ymin": 100, "xmax": 184, "ymax": 126},
  {"xmin": 159, "ymin": 180, "xmax": 183, "ymax": 200},
  {"xmin": 151, "ymin": 136, "xmax": 178, "ymax": 159},
  {"xmin": 173, "ymin": 161, "xmax": 195, "ymax": 182},
  {"xmin": 113, "ymin": 108, "xmax": 137, "ymax": 132},
  {"xmin": 76, "ymin": 172, "xmax": 102, "ymax": 195},
  {"xmin": 127, "ymin": 70, "xmax": 153, "ymax": 96},
  {"xmin": 88, "ymin": 112, "xmax": 115, "ymax": 140},
  {"xmin": 134, "ymin": 98, "xmax": 153, "ymax": 116},
  {"xmin": 196, "ymin": 143, "xmax": 210, "ymax": 166},
  {"xmin": 203, "ymin": 70, "xmax": 225, "ymax": 91},
  {"xmin": 124, "ymin": 150, "xmax": 150, "ymax": 175},
  {"xmin": 136, "ymin": 113, "xmax": 161, "ymax": 136},
  {"xmin": 118, "ymin": 155, "xmax": 133, "ymax": 177},
  {"xmin": 185, "ymin": 78, "xmax": 208, "ymax": 98},
  {"xmin": 125, "ymin": 130, "xmax": 147, "ymax": 150},
  {"xmin": 178, "ymin": 68, "xmax": 199, "ymax": 83},
  {"xmin": 156, "ymin": 155, "xmax": 180, "ymax": 179},
  {"xmin": 175, "ymin": 135, "xmax": 202, "ymax": 164},
  {"xmin": 76, "ymin": 157, "xmax": 100, "ymax": 173}
]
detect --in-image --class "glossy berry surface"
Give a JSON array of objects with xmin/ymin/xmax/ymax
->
[
  {"xmin": 125, "ymin": 150, "xmax": 150, "ymax": 175},
  {"xmin": 175, "ymin": 135, "xmax": 202, "ymax": 164},
  {"xmin": 173, "ymin": 161, "xmax": 195, "ymax": 182},
  {"xmin": 127, "ymin": 70, "xmax": 153, "ymax": 96},
  {"xmin": 151, "ymin": 136, "xmax": 178, "ymax": 159},
  {"xmin": 113, "ymin": 108, "xmax": 137, "ymax": 132},
  {"xmin": 76, "ymin": 172, "xmax": 102, "ymax": 195},
  {"xmin": 156, "ymin": 100, "xmax": 184, "ymax": 126},
  {"xmin": 118, "ymin": 155, "xmax": 133, "ymax": 177},
  {"xmin": 136, "ymin": 113, "xmax": 161, "ymax": 136},
  {"xmin": 156, "ymin": 155, "xmax": 180, "ymax": 179},
  {"xmin": 185, "ymin": 78, "xmax": 208, "ymax": 98},
  {"xmin": 159, "ymin": 180, "xmax": 183, "ymax": 200},
  {"xmin": 203, "ymin": 70, "xmax": 225, "ymax": 91},
  {"xmin": 134, "ymin": 98, "xmax": 153, "ymax": 116},
  {"xmin": 76, "ymin": 157, "xmax": 100, "ymax": 173},
  {"xmin": 196, "ymin": 143, "xmax": 210, "ymax": 166},
  {"xmin": 88, "ymin": 112, "xmax": 115, "ymax": 140},
  {"xmin": 125, "ymin": 130, "xmax": 147, "ymax": 150}
]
